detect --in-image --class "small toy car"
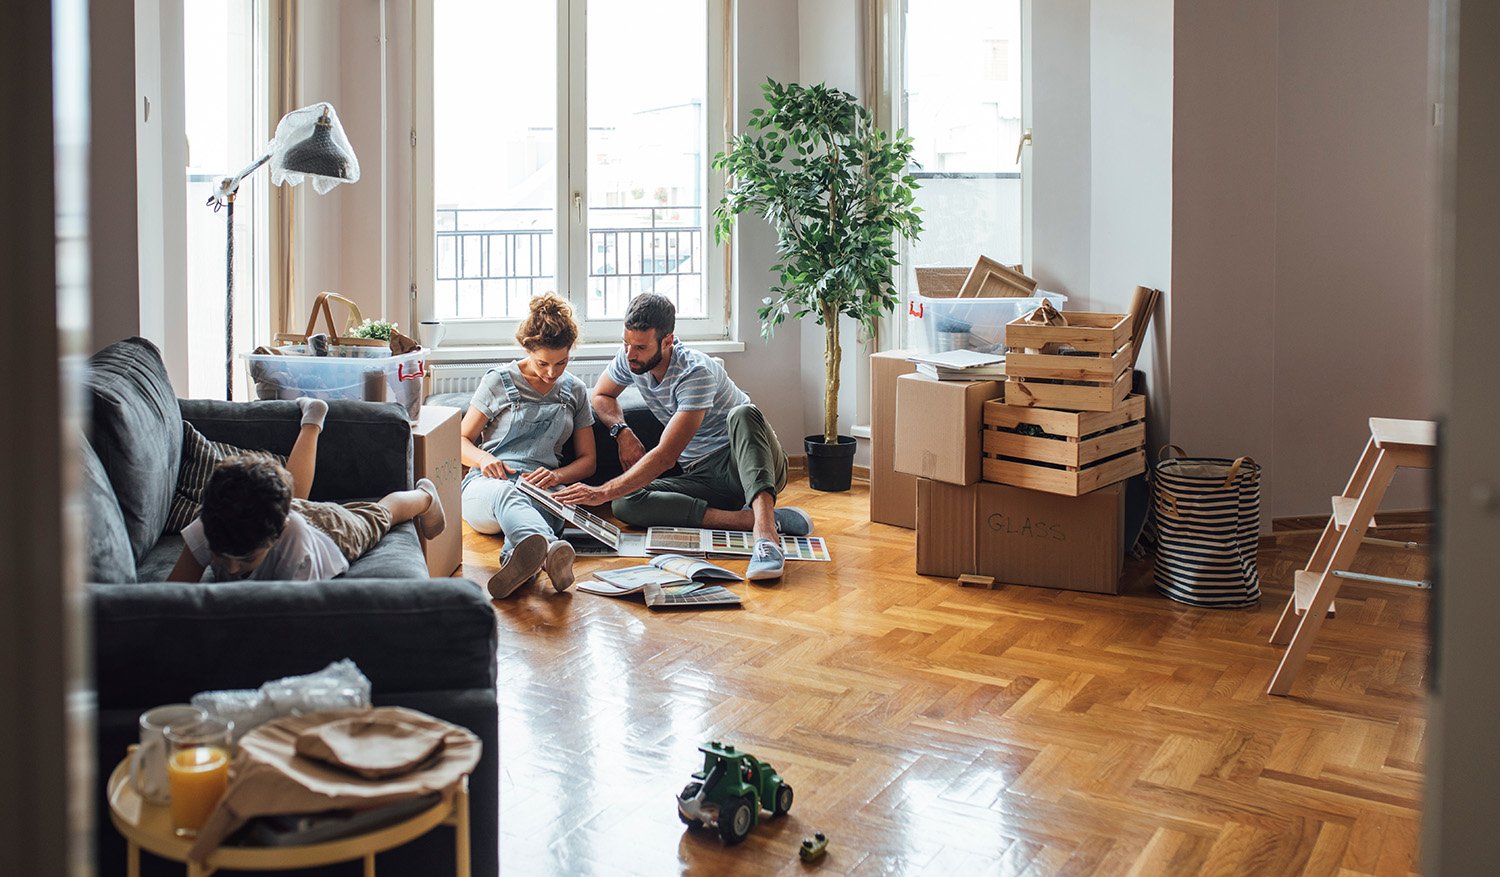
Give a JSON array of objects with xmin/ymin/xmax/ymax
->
[
  {"xmin": 799, "ymin": 831, "xmax": 829, "ymax": 861},
  {"xmin": 676, "ymin": 740, "xmax": 794, "ymax": 845}
]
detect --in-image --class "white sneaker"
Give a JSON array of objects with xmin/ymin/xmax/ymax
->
[
  {"xmin": 544, "ymin": 539, "xmax": 576, "ymax": 592},
  {"xmin": 487, "ymin": 533, "xmax": 548, "ymax": 600}
]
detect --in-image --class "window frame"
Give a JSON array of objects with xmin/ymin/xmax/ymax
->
[
  {"xmin": 412, "ymin": 0, "xmax": 732, "ymax": 347},
  {"xmin": 877, "ymin": 0, "xmax": 1030, "ymax": 352}
]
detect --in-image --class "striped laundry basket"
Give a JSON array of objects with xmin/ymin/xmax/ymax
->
[{"xmin": 1151, "ymin": 447, "xmax": 1262, "ymax": 607}]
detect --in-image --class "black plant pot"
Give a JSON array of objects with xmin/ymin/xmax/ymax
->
[{"xmin": 804, "ymin": 435, "xmax": 857, "ymax": 492}]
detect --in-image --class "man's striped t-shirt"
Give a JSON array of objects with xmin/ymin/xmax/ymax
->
[{"xmin": 604, "ymin": 344, "xmax": 749, "ymax": 466}]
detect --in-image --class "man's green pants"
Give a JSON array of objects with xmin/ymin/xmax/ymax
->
[{"xmin": 611, "ymin": 404, "xmax": 787, "ymax": 528}]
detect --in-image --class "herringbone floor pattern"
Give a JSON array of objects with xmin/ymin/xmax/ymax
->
[{"xmin": 461, "ymin": 479, "xmax": 1428, "ymax": 876}]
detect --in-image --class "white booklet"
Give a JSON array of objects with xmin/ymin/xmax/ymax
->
[{"xmin": 905, "ymin": 349, "xmax": 1005, "ymax": 369}]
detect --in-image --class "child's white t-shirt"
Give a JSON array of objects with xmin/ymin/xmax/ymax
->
[{"xmin": 181, "ymin": 510, "xmax": 349, "ymax": 581}]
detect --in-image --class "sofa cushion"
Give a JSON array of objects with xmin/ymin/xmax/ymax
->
[
  {"xmin": 134, "ymin": 534, "xmax": 185, "ymax": 583},
  {"xmin": 80, "ymin": 438, "xmax": 137, "ymax": 584},
  {"xmin": 164, "ymin": 422, "xmax": 288, "ymax": 533},
  {"xmin": 345, "ymin": 523, "xmax": 429, "ymax": 579},
  {"xmin": 86, "ymin": 338, "xmax": 182, "ymax": 561},
  {"xmin": 181, "ymin": 399, "xmax": 412, "ymax": 502}
]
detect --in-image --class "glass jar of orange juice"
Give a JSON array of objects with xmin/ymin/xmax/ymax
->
[{"xmin": 163, "ymin": 716, "xmax": 234, "ymax": 837}]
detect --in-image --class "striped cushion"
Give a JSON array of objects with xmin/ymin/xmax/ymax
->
[{"xmin": 163, "ymin": 422, "xmax": 288, "ymax": 533}]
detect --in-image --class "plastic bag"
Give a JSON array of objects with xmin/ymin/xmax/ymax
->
[
  {"xmin": 192, "ymin": 659, "xmax": 372, "ymax": 739},
  {"xmin": 267, "ymin": 104, "xmax": 361, "ymax": 194}
]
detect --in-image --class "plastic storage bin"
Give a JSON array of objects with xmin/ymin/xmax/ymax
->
[
  {"xmin": 909, "ymin": 291, "xmax": 1067, "ymax": 354},
  {"xmin": 244, "ymin": 348, "xmax": 428, "ymax": 419}
]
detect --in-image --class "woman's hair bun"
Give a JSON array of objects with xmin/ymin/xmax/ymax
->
[{"xmin": 516, "ymin": 292, "xmax": 579, "ymax": 351}]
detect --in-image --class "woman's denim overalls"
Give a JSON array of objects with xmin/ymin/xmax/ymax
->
[{"xmin": 460, "ymin": 366, "xmax": 573, "ymax": 556}]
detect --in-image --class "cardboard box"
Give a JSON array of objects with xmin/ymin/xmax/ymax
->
[
  {"xmin": 412, "ymin": 404, "xmax": 464, "ymax": 577},
  {"xmin": 870, "ymin": 350, "xmax": 919, "ymax": 528},
  {"xmin": 894, "ymin": 373, "xmax": 1002, "ymax": 486},
  {"xmin": 916, "ymin": 479, "xmax": 1124, "ymax": 594}
]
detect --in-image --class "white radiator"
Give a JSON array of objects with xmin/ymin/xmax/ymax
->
[{"xmin": 428, "ymin": 359, "xmax": 614, "ymax": 397}]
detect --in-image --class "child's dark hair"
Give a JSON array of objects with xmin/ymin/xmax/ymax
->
[
  {"xmin": 200, "ymin": 452, "xmax": 292, "ymax": 556},
  {"xmin": 515, "ymin": 292, "xmax": 579, "ymax": 350},
  {"xmin": 623, "ymin": 293, "xmax": 675, "ymax": 340}
]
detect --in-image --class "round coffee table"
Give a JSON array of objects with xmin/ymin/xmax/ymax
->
[{"xmin": 106, "ymin": 750, "xmax": 470, "ymax": 877}]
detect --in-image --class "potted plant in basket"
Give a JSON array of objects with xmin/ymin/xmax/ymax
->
[{"xmin": 713, "ymin": 79, "xmax": 923, "ymax": 491}]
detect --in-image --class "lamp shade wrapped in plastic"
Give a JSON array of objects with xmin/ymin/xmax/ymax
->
[{"xmin": 268, "ymin": 103, "xmax": 360, "ymax": 194}]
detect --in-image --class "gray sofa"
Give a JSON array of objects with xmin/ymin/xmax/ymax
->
[{"xmin": 86, "ymin": 338, "xmax": 499, "ymax": 877}]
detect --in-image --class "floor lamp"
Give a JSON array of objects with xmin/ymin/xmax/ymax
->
[{"xmin": 207, "ymin": 103, "xmax": 359, "ymax": 399}]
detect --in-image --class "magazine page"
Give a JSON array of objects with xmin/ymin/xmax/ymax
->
[
  {"xmin": 642, "ymin": 583, "xmax": 742, "ymax": 610},
  {"xmin": 576, "ymin": 560, "xmax": 693, "ymax": 593},
  {"xmin": 579, "ymin": 565, "xmax": 690, "ymax": 595},
  {"xmin": 649, "ymin": 554, "xmax": 741, "ymax": 582}
]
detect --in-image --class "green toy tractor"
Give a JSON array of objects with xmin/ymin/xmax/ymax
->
[{"xmin": 676, "ymin": 741, "xmax": 794, "ymax": 845}]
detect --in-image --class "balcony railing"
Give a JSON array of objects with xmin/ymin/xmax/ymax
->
[{"xmin": 434, "ymin": 206, "xmax": 705, "ymax": 320}]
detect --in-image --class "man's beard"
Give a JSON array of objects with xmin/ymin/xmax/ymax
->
[{"xmin": 628, "ymin": 347, "xmax": 663, "ymax": 374}]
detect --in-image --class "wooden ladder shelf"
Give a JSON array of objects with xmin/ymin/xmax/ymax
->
[{"xmin": 1266, "ymin": 417, "xmax": 1436, "ymax": 695}]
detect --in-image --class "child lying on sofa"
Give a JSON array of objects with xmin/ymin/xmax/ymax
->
[{"xmin": 167, "ymin": 398, "xmax": 446, "ymax": 582}]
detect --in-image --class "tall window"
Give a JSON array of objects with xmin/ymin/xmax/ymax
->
[
  {"xmin": 184, "ymin": 0, "xmax": 269, "ymax": 398},
  {"xmin": 422, "ymin": 0, "xmax": 727, "ymax": 345},
  {"xmin": 898, "ymin": 0, "xmax": 1025, "ymax": 345}
]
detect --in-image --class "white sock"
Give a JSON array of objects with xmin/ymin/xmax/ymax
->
[{"xmin": 297, "ymin": 397, "xmax": 329, "ymax": 431}]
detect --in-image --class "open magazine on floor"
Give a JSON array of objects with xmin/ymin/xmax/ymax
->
[
  {"xmin": 645, "ymin": 527, "xmax": 832, "ymax": 562},
  {"xmin": 579, "ymin": 555, "xmax": 738, "ymax": 594},
  {"xmin": 515, "ymin": 477, "xmax": 648, "ymax": 557},
  {"xmin": 578, "ymin": 568, "xmax": 741, "ymax": 610}
]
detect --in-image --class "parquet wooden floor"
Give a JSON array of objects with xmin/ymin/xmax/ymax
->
[{"xmin": 461, "ymin": 479, "xmax": 1428, "ymax": 876}]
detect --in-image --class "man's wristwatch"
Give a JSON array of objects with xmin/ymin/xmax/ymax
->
[{"xmin": 609, "ymin": 421, "xmax": 631, "ymax": 439}]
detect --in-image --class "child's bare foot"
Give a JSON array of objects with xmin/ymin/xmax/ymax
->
[
  {"xmin": 297, "ymin": 397, "xmax": 329, "ymax": 430},
  {"xmin": 543, "ymin": 539, "xmax": 575, "ymax": 592},
  {"xmin": 414, "ymin": 478, "xmax": 446, "ymax": 539}
]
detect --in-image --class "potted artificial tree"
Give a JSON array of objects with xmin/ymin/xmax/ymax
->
[{"xmin": 713, "ymin": 79, "xmax": 923, "ymax": 491}]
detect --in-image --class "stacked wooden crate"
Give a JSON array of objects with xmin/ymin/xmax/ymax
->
[{"xmin": 982, "ymin": 311, "xmax": 1147, "ymax": 496}]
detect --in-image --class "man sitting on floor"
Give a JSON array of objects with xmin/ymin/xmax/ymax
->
[{"xmin": 552, "ymin": 294, "xmax": 812, "ymax": 581}]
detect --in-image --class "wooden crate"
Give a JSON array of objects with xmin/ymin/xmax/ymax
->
[
  {"xmin": 981, "ymin": 394, "xmax": 1146, "ymax": 496},
  {"xmin": 1004, "ymin": 311, "xmax": 1133, "ymax": 412}
]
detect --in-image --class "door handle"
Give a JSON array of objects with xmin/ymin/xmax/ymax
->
[
  {"xmin": 573, "ymin": 192, "xmax": 583, "ymax": 224},
  {"xmin": 1014, "ymin": 128, "xmax": 1033, "ymax": 165}
]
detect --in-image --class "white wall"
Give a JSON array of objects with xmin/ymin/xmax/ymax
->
[
  {"xmin": 1029, "ymin": 0, "xmax": 1172, "ymax": 451},
  {"xmin": 1172, "ymin": 0, "xmax": 1437, "ymax": 522},
  {"xmin": 1028, "ymin": 0, "xmax": 1092, "ymax": 303},
  {"xmin": 294, "ymin": 2, "xmax": 351, "ymax": 326},
  {"xmin": 721, "ymin": 0, "xmax": 806, "ymax": 450},
  {"xmin": 1088, "ymin": 0, "xmax": 1172, "ymax": 449},
  {"xmin": 1270, "ymin": 0, "xmax": 1436, "ymax": 517},
  {"xmin": 1170, "ymin": 1, "xmax": 1278, "ymax": 498},
  {"xmin": 796, "ymin": 0, "xmax": 863, "ymax": 454},
  {"xmin": 89, "ymin": 0, "xmax": 142, "ymax": 351}
]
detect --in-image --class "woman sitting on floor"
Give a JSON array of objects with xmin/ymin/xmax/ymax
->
[{"xmin": 460, "ymin": 293, "xmax": 598, "ymax": 599}]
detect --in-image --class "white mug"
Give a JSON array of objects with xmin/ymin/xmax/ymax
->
[
  {"xmin": 417, "ymin": 320, "xmax": 447, "ymax": 350},
  {"xmin": 130, "ymin": 704, "xmax": 207, "ymax": 805}
]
